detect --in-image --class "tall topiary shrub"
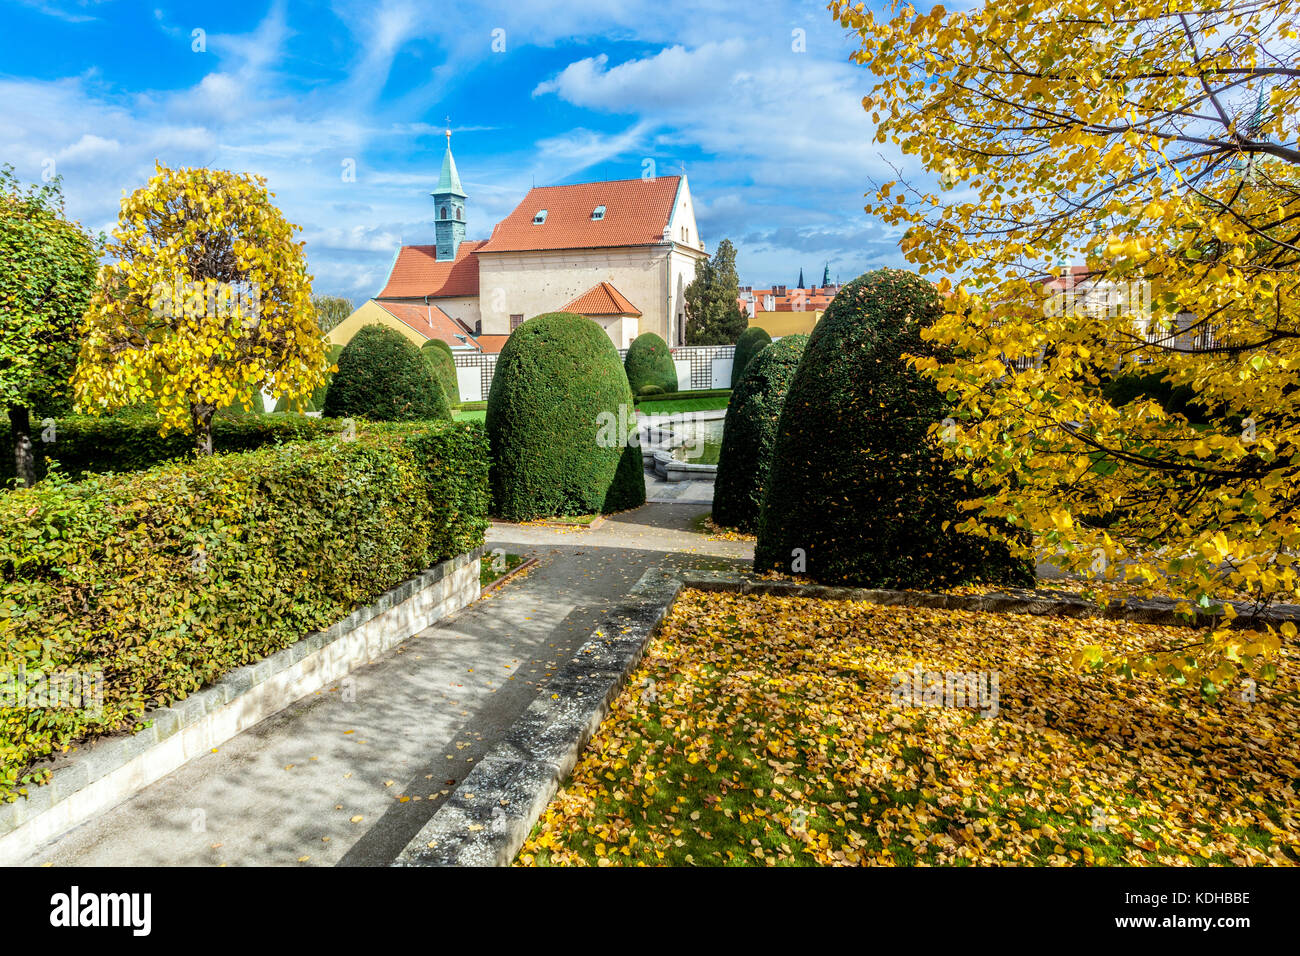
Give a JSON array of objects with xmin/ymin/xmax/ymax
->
[
  {"xmin": 324, "ymin": 324, "xmax": 450, "ymax": 421},
  {"xmin": 754, "ymin": 269, "xmax": 1033, "ymax": 589},
  {"xmin": 712, "ymin": 334, "xmax": 807, "ymax": 532},
  {"xmin": 487, "ymin": 312, "xmax": 645, "ymax": 520},
  {"xmin": 421, "ymin": 339, "xmax": 461, "ymax": 405},
  {"xmin": 624, "ymin": 332, "xmax": 678, "ymax": 395},
  {"xmin": 730, "ymin": 326, "xmax": 772, "ymax": 387}
]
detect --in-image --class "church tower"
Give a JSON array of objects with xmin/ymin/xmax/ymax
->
[{"xmin": 432, "ymin": 126, "xmax": 467, "ymax": 262}]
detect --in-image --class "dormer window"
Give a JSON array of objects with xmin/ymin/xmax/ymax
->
[
  {"xmin": 533, "ymin": 209, "xmax": 548, "ymax": 224},
  {"xmin": 591, "ymin": 205, "xmax": 606, "ymax": 220}
]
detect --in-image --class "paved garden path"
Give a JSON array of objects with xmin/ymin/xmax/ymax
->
[{"xmin": 20, "ymin": 488, "xmax": 751, "ymax": 867}]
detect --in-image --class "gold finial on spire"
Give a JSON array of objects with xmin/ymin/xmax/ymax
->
[{"xmin": 445, "ymin": 116, "xmax": 451, "ymax": 144}]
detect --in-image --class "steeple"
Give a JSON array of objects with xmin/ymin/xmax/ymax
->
[
  {"xmin": 796, "ymin": 268, "xmax": 805, "ymax": 290},
  {"xmin": 432, "ymin": 123, "xmax": 467, "ymax": 262}
]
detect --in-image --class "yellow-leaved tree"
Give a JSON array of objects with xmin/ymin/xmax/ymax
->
[
  {"xmin": 75, "ymin": 164, "xmax": 327, "ymax": 454},
  {"xmin": 835, "ymin": 0, "xmax": 1300, "ymax": 688}
]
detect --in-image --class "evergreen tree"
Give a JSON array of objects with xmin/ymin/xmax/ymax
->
[{"xmin": 684, "ymin": 238, "xmax": 748, "ymax": 345}]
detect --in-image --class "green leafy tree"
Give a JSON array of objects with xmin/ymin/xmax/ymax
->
[
  {"xmin": 0, "ymin": 167, "xmax": 99, "ymax": 486},
  {"xmin": 312, "ymin": 294, "xmax": 353, "ymax": 335},
  {"xmin": 684, "ymin": 238, "xmax": 748, "ymax": 345}
]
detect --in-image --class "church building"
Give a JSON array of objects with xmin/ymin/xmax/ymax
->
[{"xmin": 325, "ymin": 130, "xmax": 708, "ymax": 354}]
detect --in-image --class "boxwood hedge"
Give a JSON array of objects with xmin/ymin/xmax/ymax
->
[
  {"xmin": 324, "ymin": 324, "xmax": 450, "ymax": 422},
  {"xmin": 624, "ymin": 332, "xmax": 678, "ymax": 394},
  {"xmin": 754, "ymin": 269, "xmax": 1034, "ymax": 589},
  {"xmin": 712, "ymin": 333, "xmax": 807, "ymax": 532},
  {"xmin": 0, "ymin": 413, "xmax": 344, "ymax": 485},
  {"xmin": 486, "ymin": 312, "xmax": 645, "ymax": 520},
  {"xmin": 731, "ymin": 326, "xmax": 772, "ymax": 387},
  {"xmin": 422, "ymin": 339, "xmax": 462, "ymax": 406},
  {"xmin": 0, "ymin": 419, "xmax": 488, "ymax": 801}
]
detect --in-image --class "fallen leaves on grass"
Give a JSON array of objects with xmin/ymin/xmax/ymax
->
[{"xmin": 516, "ymin": 590, "xmax": 1300, "ymax": 867}]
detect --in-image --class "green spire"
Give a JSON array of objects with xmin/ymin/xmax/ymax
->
[{"xmin": 432, "ymin": 127, "xmax": 467, "ymax": 199}]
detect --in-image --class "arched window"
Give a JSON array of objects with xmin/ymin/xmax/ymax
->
[
  {"xmin": 456, "ymin": 207, "xmax": 462, "ymax": 221},
  {"xmin": 441, "ymin": 206, "xmax": 448, "ymax": 220}
]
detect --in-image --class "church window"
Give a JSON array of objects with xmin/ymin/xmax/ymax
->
[
  {"xmin": 456, "ymin": 207, "xmax": 462, "ymax": 220},
  {"xmin": 441, "ymin": 206, "xmax": 448, "ymax": 220}
]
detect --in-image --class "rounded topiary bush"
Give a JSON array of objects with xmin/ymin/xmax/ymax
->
[
  {"xmin": 323, "ymin": 324, "xmax": 450, "ymax": 421},
  {"xmin": 638, "ymin": 384, "xmax": 665, "ymax": 397},
  {"xmin": 421, "ymin": 339, "xmax": 461, "ymax": 405},
  {"xmin": 624, "ymin": 332, "xmax": 678, "ymax": 395},
  {"xmin": 731, "ymin": 326, "xmax": 772, "ymax": 387},
  {"xmin": 754, "ymin": 269, "xmax": 1034, "ymax": 589},
  {"xmin": 487, "ymin": 312, "xmax": 645, "ymax": 520},
  {"xmin": 712, "ymin": 334, "xmax": 808, "ymax": 532}
]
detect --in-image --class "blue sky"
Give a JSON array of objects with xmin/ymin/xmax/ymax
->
[{"xmin": 0, "ymin": 0, "xmax": 918, "ymax": 304}]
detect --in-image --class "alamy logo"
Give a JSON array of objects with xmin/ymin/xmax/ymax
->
[
  {"xmin": 890, "ymin": 664, "xmax": 1000, "ymax": 718},
  {"xmin": 49, "ymin": 886, "xmax": 151, "ymax": 936}
]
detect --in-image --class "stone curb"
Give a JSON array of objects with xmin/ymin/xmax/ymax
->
[
  {"xmin": 0, "ymin": 546, "xmax": 484, "ymax": 865},
  {"xmin": 392, "ymin": 566, "xmax": 683, "ymax": 867},
  {"xmin": 675, "ymin": 571, "xmax": 1300, "ymax": 629}
]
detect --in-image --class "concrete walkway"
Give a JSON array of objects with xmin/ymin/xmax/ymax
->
[{"xmin": 20, "ymin": 486, "xmax": 750, "ymax": 867}]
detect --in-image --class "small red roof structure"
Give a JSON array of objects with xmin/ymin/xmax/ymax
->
[
  {"xmin": 377, "ymin": 239, "xmax": 486, "ymax": 299},
  {"xmin": 473, "ymin": 334, "xmax": 511, "ymax": 354},
  {"xmin": 563, "ymin": 281, "xmax": 642, "ymax": 318},
  {"xmin": 477, "ymin": 177, "xmax": 682, "ymax": 254}
]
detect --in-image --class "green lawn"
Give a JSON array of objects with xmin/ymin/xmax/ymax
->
[
  {"xmin": 479, "ymin": 552, "xmax": 524, "ymax": 588},
  {"xmin": 636, "ymin": 395, "xmax": 730, "ymax": 415}
]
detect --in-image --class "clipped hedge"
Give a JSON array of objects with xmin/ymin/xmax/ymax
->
[
  {"xmin": 635, "ymin": 388, "xmax": 731, "ymax": 405},
  {"xmin": 324, "ymin": 324, "xmax": 450, "ymax": 422},
  {"xmin": 624, "ymin": 332, "xmax": 678, "ymax": 394},
  {"xmin": 0, "ymin": 413, "xmax": 343, "ymax": 485},
  {"xmin": 712, "ymin": 334, "xmax": 807, "ymax": 532},
  {"xmin": 754, "ymin": 269, "xmax": 1034, "ymax": 589},
  {"xmin": 422, "ymin": 339, "xmax": 462, "ymax": 405},
  {"xmin": 731, "ymin": 326, "xmax": 772, "ymax": 386},
  {"xmin": 487, "ymin": 312, "xmax": 645, "ymax": 520},
  {"xmin": 0, "ymin": 419, "xmax": 489, "ymax": 800}
]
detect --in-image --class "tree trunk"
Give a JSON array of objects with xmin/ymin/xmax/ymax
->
[
  {"xmin": 190, "ymin": 400, "xmax": 216, "ymax": 456},
  {"xmin": 8, "ymin": 404, "xmax": 36, "ymax": 487}
]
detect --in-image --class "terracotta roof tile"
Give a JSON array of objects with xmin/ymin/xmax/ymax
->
[
  {"xmin": 562, "ymin": 280, "xmax": 642, "ymax": 317},
  {"xmin": 374, "ymin": 300, "xmax": 479, "ymax": 349},
  {"xmin": 473, "ymin": 334, "xmax": 511, "ymax": 354},
  {"xmin": 477, "ymin": 177, "xmax": 681, "ymax": 253},
  {"xmin": 377, "ymin": 239, "xmax": 485, "ymax": 299}
]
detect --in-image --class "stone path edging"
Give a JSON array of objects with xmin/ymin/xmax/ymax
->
[
  {"xmin": 0, "ymin": 547, "xmax": 483, "ymax": 865},
  {"xmin": 392, "ymin": 565, "xmax": 684, "ymax": 867}
]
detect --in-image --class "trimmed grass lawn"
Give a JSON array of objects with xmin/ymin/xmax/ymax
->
[
  {"xmin": 453, "ymin": 408, "xmax": 485, "ymax": 423},
  {"xmin": 636, "ymin": 395, "xmax": 730, "ymax": 415},
  {"xmin": 517, "ymin": 589, "xmax": 1300, "ymax": 866},
  {"xmin": 479, "ymin": 552, "xmax": 524, "ymax": 589}
]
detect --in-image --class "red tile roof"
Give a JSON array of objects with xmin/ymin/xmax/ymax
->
[
  {"xmin": 473, "ymin": 334, "xmax": 511, "ymax": 354},
  {"xmin": 477, "ymin": 177, "xmax": 681, "ymax": 253},
  {"xmin": 562, "ymin": 281, "xmax": 642, "ymax": 317},
  {"xmin": 374, "ymin": 300, "xmax": 478, "ymax": 349},
  {"xmin": 377, "ymin": 239, "xmax": 485, "ymax": 299}
]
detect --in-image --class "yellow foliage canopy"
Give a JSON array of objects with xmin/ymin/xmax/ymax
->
[
  {"xmin": 74, "ymin": 164, "xmax": 327, "ymax": 447},
  {"xmin": 835, "ymin": 0, "xmax": 1300, "ymax": 682}
]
